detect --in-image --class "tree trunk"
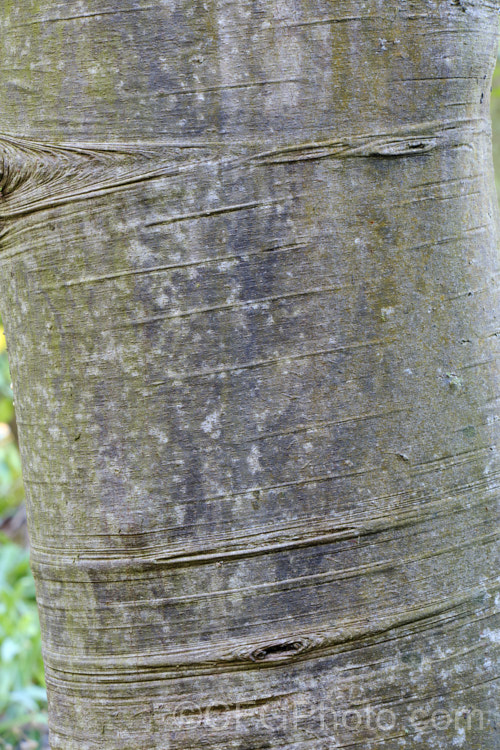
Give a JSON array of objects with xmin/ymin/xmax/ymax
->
[{"xmin": 0, "ymin": 1, "xmax": 498, "ymax": 748}]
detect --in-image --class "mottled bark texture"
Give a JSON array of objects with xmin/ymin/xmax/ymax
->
[{"xmin": 0, "ymin": 1, "xmax": 499, "ymax": 748}]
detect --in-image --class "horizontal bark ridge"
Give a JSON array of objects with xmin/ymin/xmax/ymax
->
[{"xmin": 0, "ymin": 117, "xmax": 489, "ymax": 224}]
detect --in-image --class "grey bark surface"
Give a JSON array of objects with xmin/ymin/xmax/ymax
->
[{"xmin": 0, "ymin": 1, "xmax": 499, "ymax": 748}]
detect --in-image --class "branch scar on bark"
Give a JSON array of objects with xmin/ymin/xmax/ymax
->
[{"xmin": 0, "ymin": 117, "xmax": 488, "ymax": 222}]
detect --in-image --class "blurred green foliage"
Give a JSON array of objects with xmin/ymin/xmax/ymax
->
[
  {"xmin": 0, "ymin": 325, "xmax": 47, "ymax": 749},
  {"xmin": 491, "ymin": 49, "xmax": 500, "ymax": 196},
  {"xmin": 0, "ymin": 537, "xmax": 47, "ymax": 749},
  {"xmin": 0, "ymin": 329, "xmax": 24, "ymax": 523}
]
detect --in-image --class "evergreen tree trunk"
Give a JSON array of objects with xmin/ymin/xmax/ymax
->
[{"xmin": 0, "ymin": 1, "xmax": 498, "ymax": 748}]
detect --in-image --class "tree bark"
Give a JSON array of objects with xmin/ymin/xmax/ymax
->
[{"xmin": 0, "ymin": 1, "xmax": 498, "ymax": 748}]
